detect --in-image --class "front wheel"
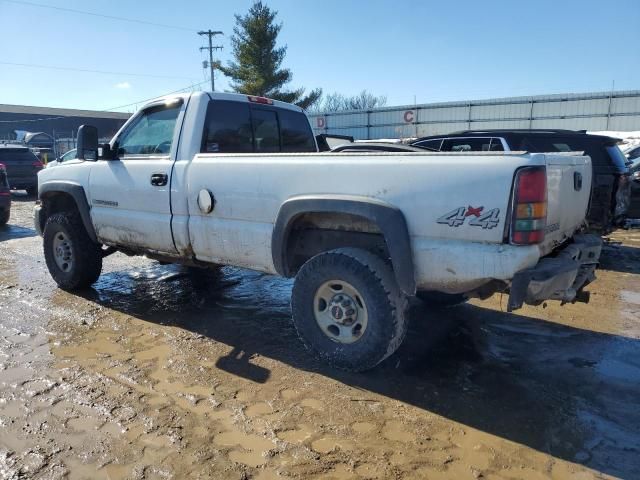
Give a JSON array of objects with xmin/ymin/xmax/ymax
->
[
  {"xmin": 291, "ymin": 248, "xmax": 408, "ymax": 372},
  {"xmin": 0, "ymin": 209, "xmax": 9, "ymax": 226},
  {"xmin": 43, "ymin": 211, "xmax": 103, "ymax": 290}
]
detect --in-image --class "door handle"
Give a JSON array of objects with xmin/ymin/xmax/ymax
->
[
  {"xmin": 150, "ymin": 173, "xmax": 168, "ymax": 187},
  {"xmin": 574, "ymin": 172, "xmax": 583, "ymax": 191}
]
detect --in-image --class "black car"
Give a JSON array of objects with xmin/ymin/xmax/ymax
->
[
  {"xmin": 411, "ymin": 129, "xmax": 631, "ymax": 234},
  {"xmin": 628, "ymin": 159, "xmax": 640, "ymax": 219},
  {"xmin": 0, "ymin": 145, "xmax": 44, "ymax": 196},
  {"xmin": 0, "ymin": 163, "xmax": 10, "ymax": 225}
]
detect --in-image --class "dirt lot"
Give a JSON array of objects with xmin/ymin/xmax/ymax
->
[{"xmin": 1, "ymin": 193, "xmax": 639, "ymax": 480}]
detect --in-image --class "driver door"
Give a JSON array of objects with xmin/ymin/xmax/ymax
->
[{"xmin": 88, "ymin": 100, "xmax": 185, "ymax": 253}]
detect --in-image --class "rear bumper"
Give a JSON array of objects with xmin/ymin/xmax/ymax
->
[
  {"xmin": 7, "ymin": 174, "xmax": 38, "ymax": 189},
  {"xmin": 508, "ymin": 234, "xmax": 602, "ymax": 312}
]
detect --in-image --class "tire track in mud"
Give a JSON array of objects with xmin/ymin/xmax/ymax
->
[{"xmin": 1, "ymin": 198, "xmax": 639, "ymax": 479}]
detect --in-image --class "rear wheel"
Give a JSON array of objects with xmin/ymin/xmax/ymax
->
[
  {"xmin": 291, "ymin": 248, "xmax": 408, "ymax": 372},
  {"xmin": 417, "ymin": 291, "xmax": 467, "ymax": 307},
  {"xmin": 43, "ymin": 211, "xmax": 102, "ymax": 290},
  {"xmin": 0, "ymin": 209, "xmax": 9, "ymax": 225},
  {"xmin": 26, "ymin": 186, "xmax": 37, "ymax": 196}
]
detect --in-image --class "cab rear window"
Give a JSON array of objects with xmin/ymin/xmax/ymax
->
[{"xmin": 201, "ymin": 100, "xmax": 315, "ymax": 153}]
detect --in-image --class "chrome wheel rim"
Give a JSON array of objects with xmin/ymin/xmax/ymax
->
[
  {"xmin": 313, "ymin": 280, "xmax": 368, "ymax": 344},
  {"xmin": 52, "ymin": 231, "xmax": 74, "ymax": 273}
]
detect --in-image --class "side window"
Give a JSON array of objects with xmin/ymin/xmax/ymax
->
[
  {"xmin": 415, "ymin": 139, "xmax": 442, "ymax": 151},
  {"xmin": 489, "ymin": 138, "xmax": 504, "ymax": 151},
  {"xmin": 117, "ymin": 103, "xmax": 181, "ymax": 156},
  {"xmin": 202, "ymin": 101, "xmax": 253, "ymax": 153},
  {"xmin": 251, "ymin": 109, "xmax": 280, "ymax": 153},
  {"xmin": 441, "ymin": 138, "xmax": 491, "ymax": 152},
  {"xmin": 279, "ymin": 109, "xmax": 316, "ymax": 152},
  {"xmin": 60, "ymin": 149, "xmax": 77, "ymax": 162}
]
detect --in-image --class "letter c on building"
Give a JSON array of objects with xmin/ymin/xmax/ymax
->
[{"xmin": 404, "ymin": 110, "xmax": 414, "ymax": 123}]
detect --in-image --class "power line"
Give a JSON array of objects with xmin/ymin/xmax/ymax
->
[
  {"xmin": 2, "ymin": 0, "xmax": 196, "ymax": 31},
  {"xmin": 104, "ymin": 80, "xmax": 209, "ymax": 111},
  {"xmin": 0, "ymin": 61, "xmax": 193, "ymax": 80},
  {"xmin": 0, "ymin": 80, "xmax": 209, "ymax": 123}
]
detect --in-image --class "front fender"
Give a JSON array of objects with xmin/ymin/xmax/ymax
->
[{"xmin": 39, "ymin": 181, "xmax": 98, "ymax": 243}]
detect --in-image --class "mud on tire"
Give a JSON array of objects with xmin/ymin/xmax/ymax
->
[
  {"xmin": 43, "ymin": 211, "xmax": 103, "ymax": 290},
  {"xmin": 291, "ymin": 247, "xmax": 408, "ymax": 372}
]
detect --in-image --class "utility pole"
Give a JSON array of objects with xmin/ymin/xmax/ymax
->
[{"xmin": 198, "ymin": 30, "xmax": 223, "ymax": 91}]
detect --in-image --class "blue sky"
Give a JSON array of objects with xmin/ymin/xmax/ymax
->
[{"xmin": 0, "ymin": 0, "xmax": 638, "ymax": 112}]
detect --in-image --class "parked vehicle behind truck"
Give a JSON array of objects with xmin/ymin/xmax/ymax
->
[
  {"xmin": 34, "ymin": 92, "xmax": 601, "ymax": 371},
  {"xmin": 411, "ymin": 130, "xmax": 631, "ymax": 234},
  {"xmin": 0, "ymin": 163, "xmax": 10, "ymax": 225},
  {"xmin": 0, "ymin": 144, "xmax": 43, "ymax": 195}
]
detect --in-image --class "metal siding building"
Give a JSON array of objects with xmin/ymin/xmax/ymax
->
[
  {"xmin": 308, "ymin": 90, "xmax": 640, "ymax": 140},
  {"xmin": 0, "ymin": 104, "xmax": 131, "ymax": 143}
]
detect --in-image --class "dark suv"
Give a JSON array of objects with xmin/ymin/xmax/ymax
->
[
  {"xmin": 0, "ymin": 163, "xmax": 10, "ymax": 225},
  {"xmin": 411, "ymin": 130, "xmax": 631, "ymax": 234},
  {"xmin": 0, "ymin": 145, "xmax": 44, "ymax": 196}
]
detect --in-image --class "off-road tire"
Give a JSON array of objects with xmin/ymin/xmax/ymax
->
[
  {"xmin": 291, "ymin": 247, "xmax": 408, "ymax": 372},
  {"xmin": 417, "ymin": 291, "xmax": 467, "ymax": 307},
  {"xmin": 0, "ymin": 209, "xmax": 9, "ymax": 226},
  {"xmin": 44, "ymin": 211, "xmax": 102, "ymax": 290}
]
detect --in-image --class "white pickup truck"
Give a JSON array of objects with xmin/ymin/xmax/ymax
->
[{"xmin": 35, "ymin": 92, "xmax": 601, "ymax": 371}]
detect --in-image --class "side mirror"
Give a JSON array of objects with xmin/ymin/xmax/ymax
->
[
  {"xmin": 98, "ymin": 143, "xmax": 117, "ymax": 160},
  {"xmin": 77, "ymin": 125, "xmax": 98, "ymax": 161}
]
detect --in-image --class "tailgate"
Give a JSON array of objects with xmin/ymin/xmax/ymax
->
[{"xmin": 541, "ymin": 152, "xmax": 592, "ymax": 252}]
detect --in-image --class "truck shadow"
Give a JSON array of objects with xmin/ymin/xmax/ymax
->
[
  {"xmin": 81, "ymin": 263, "xmax": 640, "ymax": 479},
  {"xmin": 599, "ymin": 242, "xmax": 640, "ymax": 274},
  {"xmin": 0, "ymin": 223, "xmax": 36, "ymax": 242}
]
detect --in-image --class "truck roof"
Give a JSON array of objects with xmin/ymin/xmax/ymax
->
[{"xmin": 143, "ymin": 91, "xmax": 305, "ymax": 114}]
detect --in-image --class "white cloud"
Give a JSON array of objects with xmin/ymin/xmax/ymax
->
[{"xmin": 115, "ymin": 81, "xmax": 131, "ymax": 89}]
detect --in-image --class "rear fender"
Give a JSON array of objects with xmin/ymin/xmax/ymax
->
[{"xmin": 272, "ymin": 195, "xmax": 416, "ymax": 295}]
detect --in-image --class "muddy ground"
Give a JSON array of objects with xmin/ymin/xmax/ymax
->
[{"xmin": 0, "ymin": 192, "xmax": 639, "ymax": 480}]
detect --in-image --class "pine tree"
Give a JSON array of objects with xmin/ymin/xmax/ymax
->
[{"xmin": 220, "ymin": 1, "xmax": 321, "ymax": 110}]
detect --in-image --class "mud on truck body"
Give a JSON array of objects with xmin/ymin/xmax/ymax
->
[{"xmin": 35, "ymin": 92, "xmax": 602, "ymax": 371}]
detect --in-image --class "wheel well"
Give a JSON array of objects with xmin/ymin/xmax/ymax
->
[
  {"xmin": 39, "ymin": 192, "xmax": 79, "ymax": 231},
  {"xmin": 284, "ymin": 212, "xmax": 390, "ymax": 276}
]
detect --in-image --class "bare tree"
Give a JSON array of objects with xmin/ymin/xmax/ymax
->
[
  {"xmin": 345, "ymin": 90, "xmax": 387, "ymax": 110},
  {"xmin": 310, "ymin": 90, "xmax": 387, "ymax": 113}
]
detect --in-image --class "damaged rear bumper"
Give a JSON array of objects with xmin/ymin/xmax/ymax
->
[{"xmin": 508, "ymin": 234, "xmax": 602, "ymax": 312}]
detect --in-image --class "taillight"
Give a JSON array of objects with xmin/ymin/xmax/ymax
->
[
  {"xmin": 511, "ymin": 166, "xmax": 547, "ymax": 245},
  {"xmin": 247, "ymin": 95, "xmax": 274, "ymax": 105}
]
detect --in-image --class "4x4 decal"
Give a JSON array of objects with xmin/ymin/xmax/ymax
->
[{"xmin": 437, "ymin": 206, "xmax": 500, "ymax": 229}]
